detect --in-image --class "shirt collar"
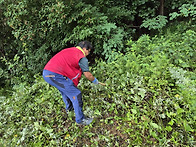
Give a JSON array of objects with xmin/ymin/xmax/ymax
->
[{"xmin": 76, "ymin": 46, "xmax": 85, "ymax": 56}]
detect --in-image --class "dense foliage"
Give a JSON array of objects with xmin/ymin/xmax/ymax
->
[
  {"xmin": 0, "ymin": 0, "xmax": 196, "ymax": 146},
  {"xmin": 1, "ymin": 25, "xmax": 195, "ymax": 146},
  {"xmin": 1, "ymin": 0, "xmax": 195, "ymax": 86}
]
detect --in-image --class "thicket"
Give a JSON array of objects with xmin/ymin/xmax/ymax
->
[
  {"xmin": 0, "ymin": 24, "xmax": 195, "ymax": 146},
  {"xmin": 0, "ymin": 0, "xmax": 195, "ymax": 87},
  {"xmin": 0, "ymin": 0, "xmax": 196, "ymax": 146}
]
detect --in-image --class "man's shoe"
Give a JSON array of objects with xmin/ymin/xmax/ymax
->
[{"xmin": 77, "ymin": 117, "xmax": 93, "ymax": 125}]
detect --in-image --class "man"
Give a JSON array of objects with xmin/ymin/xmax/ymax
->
[{"xmin": 43, "ymin": 41, "xmax": 99, "ymax": 125}]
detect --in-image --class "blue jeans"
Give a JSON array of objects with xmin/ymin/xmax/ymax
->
[{"xmin": 43, "ymin": 69, "xmax": 84, "ymax": 123}]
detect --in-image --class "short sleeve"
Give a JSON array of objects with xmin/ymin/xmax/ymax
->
[{"xmin": 79, "ymin": 57, "xmax": 90, "ymax": 72}]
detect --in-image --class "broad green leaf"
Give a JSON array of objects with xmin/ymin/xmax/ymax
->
[{"xmin": 150, "ymin": 122, "xmax": 159, "ymax": 129}]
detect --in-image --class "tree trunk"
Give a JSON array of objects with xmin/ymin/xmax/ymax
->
[{"xmin": 160, "ymin": 0, "xmax": 164, "ymax": 15}]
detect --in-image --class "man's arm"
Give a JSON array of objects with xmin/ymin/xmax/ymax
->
[
  {"xmin": 83, "ymin": 72, "xmax": 95, "ymax": 81},
  {"xmin": 79, "ymin": 57, "xmax": 98, "ymax": 84},
  {"xmin": 79, "ymin": 57, "xmax": 95, "ymax": 81}
]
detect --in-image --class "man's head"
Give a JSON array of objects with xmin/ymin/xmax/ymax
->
[{"xmin": 77, "ymin": 41, "xmax": 92, "ymax": 56}]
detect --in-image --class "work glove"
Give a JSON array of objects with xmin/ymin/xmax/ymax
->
[{"xmin": 92, "ymin": 78, "xmax": 99, "ymax": 84}]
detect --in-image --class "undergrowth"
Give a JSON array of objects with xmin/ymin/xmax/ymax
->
[{"xmin": 0, "ymin": 29, "xmax": 195, "ymax": 146}]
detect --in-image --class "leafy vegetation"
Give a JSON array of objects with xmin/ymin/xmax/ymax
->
[
  {"xmin": 1, "ymin": 25, "xmax": 195, "ymax": 146},
  {"xmin": 0, "ymin": 0, "xmax": 196, "ymax": 146},
  {"xmin": 1, "ymin": 0, "xmax": 195, "ymax": 83}
]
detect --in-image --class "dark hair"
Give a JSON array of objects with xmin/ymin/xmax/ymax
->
[{"xmin": 77, "ymin": 41, "xmax": 92, "ymax": 50}]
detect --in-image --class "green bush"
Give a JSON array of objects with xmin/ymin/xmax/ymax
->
[
  {"xmin": 169, "ymin": 4, "xmax": 196, "ymax": 21},
  {"xmin": 141, "ymin": 15, "xmax": 168, "ymax": 30},
  {"xmin": 3, "ymin": 0, "xmax": 126, "ymax": 68}
]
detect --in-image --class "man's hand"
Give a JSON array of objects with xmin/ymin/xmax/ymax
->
[{"xmin": 83, "ymin": 72, "xmax": 106, "ymax": 85}]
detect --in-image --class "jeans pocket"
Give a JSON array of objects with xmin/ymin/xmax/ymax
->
[{"xmin": 49, "ymin": 77, "xmax": 65, "ymax": 88}]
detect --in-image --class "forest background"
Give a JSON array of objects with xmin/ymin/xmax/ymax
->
[{"xmin": 0, "ymin": 0, "xmax": 196, "ymax": 146}]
